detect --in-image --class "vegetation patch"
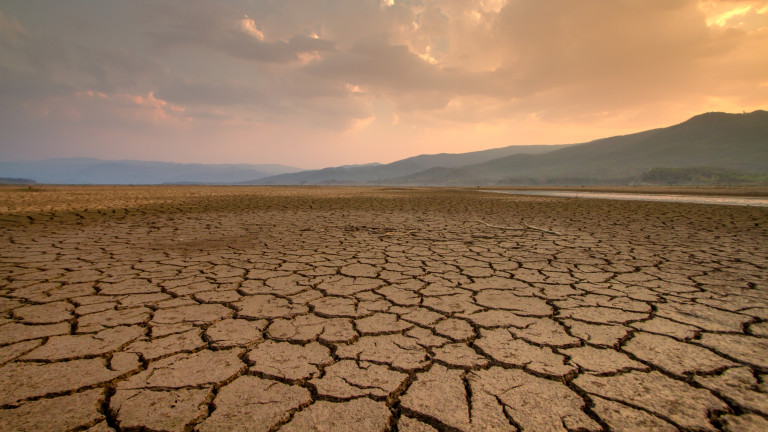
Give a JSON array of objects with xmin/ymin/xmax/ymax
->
[{"xmin": 640, "ymin": 167, "xmax": 768, "ymax": 186}]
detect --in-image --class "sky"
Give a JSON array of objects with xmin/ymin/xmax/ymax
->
[{"xmin": 0, "ymin": 0, "xmax": 766, "ymax": 169}]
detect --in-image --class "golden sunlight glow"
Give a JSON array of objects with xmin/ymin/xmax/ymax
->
[
  {"xmin": 702, "ymin": 96, "xmax": 755, "ymax": 114},
  {"xmin": 445, "ymin": 98, "xmax": 463, "ymax": 110},
  {"xmin": 345, "ymin": 83, "xmax": 363, "ymax": 94},
  {"xmin": 348, "ymin": 115, "xmax": 375, "ymax": 132},
  {"xmin": 712, "ymin": 5, "xmax": 752, "ymax": 26},
  {"xmin": 479, "ymin": 0, "xmax": 506, "ymax": 14},
  {"xmin": 239, "ymin": 14, "xmax": 264, "ymax": 40},
  {"xmin": 417, "ymin": 46, "xmax": 439, "ymax": 65},
  {"xmin": 698, "ymin": 0, "xmax": 768, "ymax": 27}
]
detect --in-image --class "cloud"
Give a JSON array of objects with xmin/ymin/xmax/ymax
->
[
  {"xmin": 219, "ymin": 34, "xmax": 335, "ymax": 63},
  {"xmin": 337, "ymin": 0, "xmax": 767, "ymax": 122},
  {"xmin": 156, "ymin": 79, "xmax": 263, "ymax": 107},
  {"xmin": 151, "ymin": 69, "xmax": 373, "ymax": 131},
  {"xmin": 142, "ymin": 2, "xmax": 336, "ymax": 64},
  {"xmin": 239, "ymin": 14, "xmax": 264, "ymax": 40},
  {"xmin": 303, "ymin": 36, "xmax": 509, "ymax": 112},
  {"xmin": 21, "ymin": 90, "xmax": 186, "ymax": 126},
  {"xmin": 0, "ymin": 10, "xmax": 160, "ymax": 96},
  {"xmin": 477, "ymin": 0, "xmax": 766, "ymax": 118},
  {"xmin": 306, "ymin": 39, "xmax": 442, "ymax": 92},
  {"xmin": 698, "ymin": 0, "xmax": 768, "ymax": 28},
  {"xmin": 0, "ymin": 64, "xmax": 71, "ymax": 98},
  {"xmin": 0, "ymin": 11, "xmax": 25, "ymax": 44},
  {"xmin": 1, "ymin": 0, "xmax": 766, "ymax": 167}
]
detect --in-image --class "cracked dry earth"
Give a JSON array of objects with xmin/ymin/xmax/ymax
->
[{"xmin": 1, "ymin": 186, "xmax": 768, "ymax": 432}]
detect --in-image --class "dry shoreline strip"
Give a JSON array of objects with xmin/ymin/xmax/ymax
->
[
  {"xmin": 1, "ymin": 186, "xmax": 767, "ymax": 431},
  {"xmin": 482, "ymin": 185, "xmax": 768, "ymax": 197}
]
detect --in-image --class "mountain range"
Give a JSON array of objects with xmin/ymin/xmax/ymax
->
[
  {"xmin": 249, "ymin": 144, "xmax": 571, "ymax": 185},
  {"xmin": 2, "ymin": 110, "xmax": 766, "ymax": 185},
  {"xmin": 0, "ymin": 158, "xmax": 301, "ymax": 185},
  {"xmin": 254, "ymin": 110, "xmax": 768, "ymax": 186}
]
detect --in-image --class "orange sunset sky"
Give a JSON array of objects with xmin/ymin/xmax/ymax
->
[{"xmin": 1, "ymin": 0, "xmax": 766, "ymax": 168}]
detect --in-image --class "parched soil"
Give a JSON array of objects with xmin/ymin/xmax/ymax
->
[{"xmin": 1, "ymin": 185, "xmax": 767, "ymax": 431}]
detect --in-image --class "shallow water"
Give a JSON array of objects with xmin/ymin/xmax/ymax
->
[{"xmin": 485, "ymin": 190, "xmax": 768, "ymax": 207}]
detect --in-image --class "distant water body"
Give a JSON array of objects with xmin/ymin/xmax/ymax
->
[{"xmin": 485, "ymin": 190, "xmax": 768, "ymax": 207}]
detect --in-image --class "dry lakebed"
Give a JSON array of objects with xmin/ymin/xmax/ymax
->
[{"xmin": 1, "ymin": 185, "xmax": 767, "ymax": 431}]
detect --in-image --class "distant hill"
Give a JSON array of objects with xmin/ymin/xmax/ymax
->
[
  {"xmin": 4, "ymin": 111, "xmax": 764, "ymax": 186},
  {"xmin": 0, "ymin": 158, "xmax": 301, "ymax": 185},
  {"xmin": 387, "ymin": 110, "xmax": 768, "ymax": 185},
  {"xmin": 0, "ymin": 177, "xmax": 36, "ymax": 185},
  {"xmin": 250, "ymin": 144, "xmax": 571, "ymax": 185},
  {"xmin": 639, "ymin": 167, "xmax": 768, "ymax": 185}
]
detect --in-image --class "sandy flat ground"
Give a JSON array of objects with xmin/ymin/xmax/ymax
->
[{"xmin": 1, "ymin": 185, "xmax": 767, "ymax": 431}]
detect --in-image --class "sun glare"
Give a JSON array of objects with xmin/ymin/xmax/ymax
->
[{"xmin": 698, "ymin": 0, "xmax": 768, "ymax": 27}]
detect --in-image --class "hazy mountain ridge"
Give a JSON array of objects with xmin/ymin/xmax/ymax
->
[
  {"xmin": 0, "ymin": 158, "xmax": 302, "ymax": 185},
  {"xmin": 2, "ymin": 111, "xmax": 765, "ymax": 186},
  {"xmin": 386, "ymin": 110, "xmax": 768, "ymax": 185},
  {"xmin": 0, "ymin": 177, "xmax": 36, "ymax": 185},
  {"xmin": 251, "ymin": 144, "xmax": 571, "ymax": 185}
]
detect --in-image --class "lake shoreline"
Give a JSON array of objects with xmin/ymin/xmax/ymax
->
[
  {"xmin": 478, "ymin": 184, "xmax": 768, "ymax": 197},
  {"xmin": 482, "ymin": 189, "xmax": 768, "ymax": 207}
]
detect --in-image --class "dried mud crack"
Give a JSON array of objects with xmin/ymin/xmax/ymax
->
[{"xmin": 1, "ymin": 185, "xmax": 767, "ymax": 431}]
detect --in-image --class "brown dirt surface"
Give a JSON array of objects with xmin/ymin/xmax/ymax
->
[{"xmin": 1, "ymin": 185, "xmax": 767, "ymax": 431}]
